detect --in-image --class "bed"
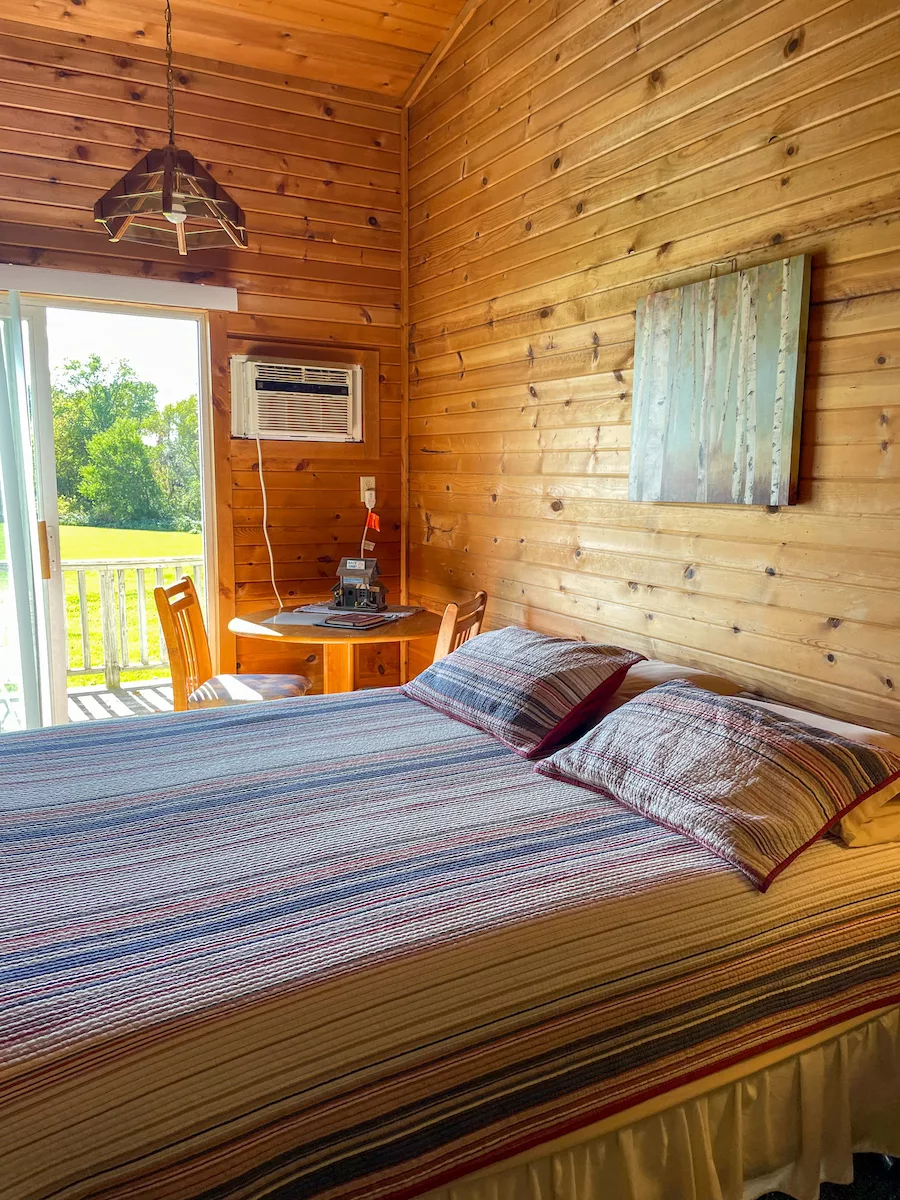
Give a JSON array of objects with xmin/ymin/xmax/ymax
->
[{"xmin": 1, "ymin": 685, "xmax": 899, "ymax": 1200}]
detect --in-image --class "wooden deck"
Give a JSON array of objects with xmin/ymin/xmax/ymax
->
[{"xmin": 67, "ymin": 679, "xmax": 175, "ymax": 722}]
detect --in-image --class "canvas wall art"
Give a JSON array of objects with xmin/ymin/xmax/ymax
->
[{"xmin": 629, "ymin": 255, "xmax": 810, "ymax": 506}]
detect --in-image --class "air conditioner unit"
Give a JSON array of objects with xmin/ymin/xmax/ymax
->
[{"xmin": 231, "ymin": 356, "xmax": 363, "ymax": 442}]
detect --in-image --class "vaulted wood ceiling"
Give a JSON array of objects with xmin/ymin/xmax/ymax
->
[{"xmin": 14, "ymin": 0, "xmax": 466, "ymax": 99}]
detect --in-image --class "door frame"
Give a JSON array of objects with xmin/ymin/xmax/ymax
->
[
  {"xmin": 3, "ymin": 292, "xmax": 220, "ymax": 722},
  {"xmin": 20, "ymin": 302, "xmax": 68, "ymax": 724},
  {"xmin": 0, "ymin": 296, "xmax": 45, "ymax": 727}
]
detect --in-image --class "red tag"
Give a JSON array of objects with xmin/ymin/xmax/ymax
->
[{"xmin": 365, "ymin": 511, "xmax": 381, "ymax": 532}]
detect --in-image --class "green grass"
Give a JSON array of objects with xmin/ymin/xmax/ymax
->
[
  {"xmin": 0, "ymin": 523, "xmax": 202, "ymax": 561},
  {"xmin": 2, "ymin": 524, "xmax": 204, "ymax": 689}
]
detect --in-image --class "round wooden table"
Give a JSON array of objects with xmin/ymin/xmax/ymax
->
[{"xmin": 228, "ymin": 607, "xmax": 442, "ymax": 693}]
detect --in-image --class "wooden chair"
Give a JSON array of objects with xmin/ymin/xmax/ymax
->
[
  {"xmin": 154, "ymin": 576, "xmax": 310, "ymax": 712},
  {"xmin": 433, "ymin": 590, "xmax": 488, "ymax": 663}
]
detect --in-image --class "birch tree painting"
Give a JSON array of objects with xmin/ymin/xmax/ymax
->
[{"xmin": 629, "ymin": 255, "xmax": 810, "ymax": 506}]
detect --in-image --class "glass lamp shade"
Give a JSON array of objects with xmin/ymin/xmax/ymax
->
[{"xmin": 94, "ymin": 144, "xmax": 247, "ymax": 256}]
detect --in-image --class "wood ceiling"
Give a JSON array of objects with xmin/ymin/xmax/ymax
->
[{"xmin": 14, "ymin": 0, "xmax": 467, "ymax": 100}]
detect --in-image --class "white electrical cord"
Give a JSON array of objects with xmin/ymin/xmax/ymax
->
[
  {"xmin": 255, "ymin": 433, "xmax": 283, "ymax": 608},
  {"xmin": 360, "ymin": 488, "xmax": 376, "ymax": 558}
]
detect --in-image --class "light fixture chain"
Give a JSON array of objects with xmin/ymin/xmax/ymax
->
[
  {"xmin": 93, "ymin": 0, "xmax": 246, "ymax": 255},
  {"xmin": 165, "ymin": 0, "xmax": 176, "ymax": 145}
]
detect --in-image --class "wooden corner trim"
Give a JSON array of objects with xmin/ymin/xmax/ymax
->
[{"xmin": 402, "ymin": 0, "xmax": 487, "ymax": 109}]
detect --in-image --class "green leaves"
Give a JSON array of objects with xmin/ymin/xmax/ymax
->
[
  {"xmin": 78, "ymin": 418, "xmax": 169, "ymax": 530},
  {"xmin": 147, "ymin": 396, "xmax": 202, "ymax": 534},
  {"xmin": 51, "ymin": 358, "xmax": 201, "ymax": 532}
]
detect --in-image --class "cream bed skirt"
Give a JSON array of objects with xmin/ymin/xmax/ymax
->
[{"xmin": 419, "ymin": 1006, "xmax": 900, "ymax": 1200}]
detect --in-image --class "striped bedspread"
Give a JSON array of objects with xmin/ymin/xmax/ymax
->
[{"xmin": 2, "ymin": 687, "xmax": 900, "ymax": 1200}]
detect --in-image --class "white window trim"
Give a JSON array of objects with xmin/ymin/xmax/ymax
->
[{"xmin": 0, "ymin": 265, "xmax": 238, "ymax": 312}]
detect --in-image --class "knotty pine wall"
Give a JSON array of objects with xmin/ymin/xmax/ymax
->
[
  {"xmin": 407, "ymin": 0, "xmax": 900, "ymax": 733},
  {"xmin": 0, "ymin": 18, "xmax": 402, "ymax": 690}
]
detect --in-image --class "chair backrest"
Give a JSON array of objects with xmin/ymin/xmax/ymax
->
[
  {"xmin": 433, "ymin": 591, "xmax": 488, "ymax": 663},
  {"xmin": 154, "ymin": 576, "xmax": 212, "ymax": 711}
]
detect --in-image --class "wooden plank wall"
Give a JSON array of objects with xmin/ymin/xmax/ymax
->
[
  {"xmin": 9, "ymin": 0, "xmax": 445, "ymax": 96},
  {"xmin": 407, "ymin": 0, "xmax": 900, "ymax": 733},
  {"xmin": 0, "ymin": 18, "xmax": 402, "ymax": 691}
]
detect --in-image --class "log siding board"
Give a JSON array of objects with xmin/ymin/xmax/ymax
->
[
  {"xmin": 0, "ymin": 22, "xmax": 403, "ymax": 126},
  {"xmin": 408, "ymin": 0, "xmax": 900, "ymax": 733},
  {"xmin": 408, "ymin": 86, "xmax": 900, "ymax": 301},
  {"xmin": 0, "ymin": 20, "xmax": 402, "ymax": 693},
  {"xmin": 9, "ymin": 0, "xmax": 457, "ymax": 98},
  {"xmin": 408, "ymin": 4, "xmax": 900, "ymax": 231}
]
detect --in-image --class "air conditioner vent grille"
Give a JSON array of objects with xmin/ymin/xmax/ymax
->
[{"xmin": 231, "ymin": 356, "xmax": 363, "ymax": 442}]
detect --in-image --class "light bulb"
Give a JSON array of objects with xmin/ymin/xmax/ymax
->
[{"xmin": 164, "ymin": 199, "xmax": 187, "ymax": 224}]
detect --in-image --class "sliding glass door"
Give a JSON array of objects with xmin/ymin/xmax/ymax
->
[
  {"xmin": 0, "ymin": 293, "xmax": 65, "ymax": 730},
  {"xmin": 2, "ymin": 292, "xmax": 210, "ymax": 728}
]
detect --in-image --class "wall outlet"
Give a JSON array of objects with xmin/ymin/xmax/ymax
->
[{"xmin": 359, "ymin": 475, "xmax": 375, "ymax": 502}]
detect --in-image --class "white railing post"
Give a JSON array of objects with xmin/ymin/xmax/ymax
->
[
  {"xmin": 156, "ymin": 566, "xmax": 168, "ymax": 665},
  {"xmin": 98, "ymin": 567, "xmax": 120, "ymax": 689},
  {"xmin": 77, "ymin": 570, "xmax": 91, "ymax": 671},
  {"xmin": 136, "ymin": 568, "xmax": 149, "ymax": 666},
  {"xmin": 117, "ymin": 568, "xmax": 128, "ymax": 668}
]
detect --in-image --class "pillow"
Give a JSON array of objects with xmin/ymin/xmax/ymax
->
[
  {"xmin": 741, "ymin": 697, "xmax": 900, "ymax": 847},
  {"xmin": 535, "ymin": 680, "xmax": 900, "ymax": 890},
  {"xmin": 840, "ymin": 792, "xmax": 900, "ymax": 847},
  {"xmin": 596, "ymin": 659, "xmax": 743, "ymax": 718},
  {"xmin": 739, "ymin": 697, "xmax": 900, "ymax": 752},
  {"xmin": 401, "ymin": 626, "xmax": 644, "ymax": 759}
]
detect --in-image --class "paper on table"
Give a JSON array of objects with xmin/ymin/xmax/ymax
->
[{"xmin": 267, "ymin": 603, "xmax": 424, "ymax": 626}]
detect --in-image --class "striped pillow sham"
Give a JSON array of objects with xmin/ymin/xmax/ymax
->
[
  {"xmin": 535, "ymin": 680, "xmax": 900, "ymax": 890},
  {"xmin": 401, "ymin": 626, "xmax": 644, "ymax": 759},
  {"xmin": 740, "ymin": 698, "xmax": 900, "ymax": 847}
]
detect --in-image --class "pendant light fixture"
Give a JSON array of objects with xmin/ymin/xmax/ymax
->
[{"xmin": 94, "ymin": 0, "xmax": 247, "ymax": 255}]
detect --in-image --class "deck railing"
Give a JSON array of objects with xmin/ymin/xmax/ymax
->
[{"xmin": 63, "ymin": 557, "xmax": 204, "ymax": 689}]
